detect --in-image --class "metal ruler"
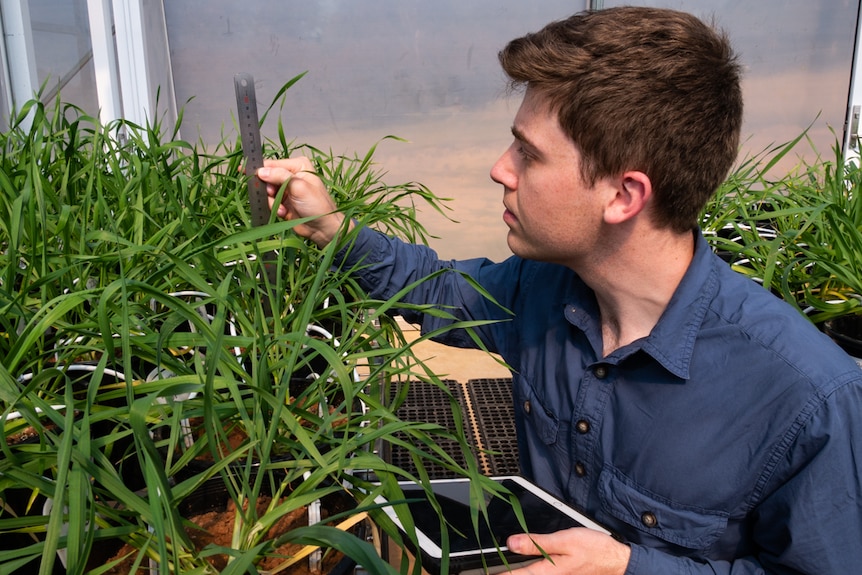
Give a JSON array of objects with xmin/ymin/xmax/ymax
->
[
  {"xmin": 234, "ymin": 72, "xmax": 269, "ymax": 227},
  {"xmin": 235, "ymin": 73, "xmax": 278, "ymax": 318}
]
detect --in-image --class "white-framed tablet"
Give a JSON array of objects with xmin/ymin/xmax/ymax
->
[{"xmin": 373, "ymin": 475, "xmax": 614, "ymax": 575}]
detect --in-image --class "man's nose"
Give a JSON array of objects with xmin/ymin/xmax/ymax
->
[{"xmin": 490, "ymin": 145, "xmax": 516, "ymax": 189}]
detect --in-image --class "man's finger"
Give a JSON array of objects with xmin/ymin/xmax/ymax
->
[
  {"xmin": 263, "ymin": 156, "xmax": 314, "ymax": 172},
  {"xmin": 507, "ymin": 530, "xmax": 571, "ymax": 556}
]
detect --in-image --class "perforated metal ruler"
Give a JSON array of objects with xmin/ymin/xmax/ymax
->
[
  {"xmin": 234, "ymin": 72, "xmax": 269, "ymax": 227},
  {"xmin": 235, "ymin": 73, "xmax": 277, "ymax": 317}
]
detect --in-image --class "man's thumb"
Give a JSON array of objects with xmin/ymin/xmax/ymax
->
[{"xmin": 507, "ymin": 533, "xmax": 549, "ymax": 556}]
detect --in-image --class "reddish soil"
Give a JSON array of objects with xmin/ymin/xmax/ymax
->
[{"xmin": 102, "ymin": 495, "xmax": 354, "ymax": 574}]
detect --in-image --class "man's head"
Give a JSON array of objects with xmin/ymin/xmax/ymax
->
[{"xmin": 498, "ymin": 7, "xmax": 743, "ymax": 233}]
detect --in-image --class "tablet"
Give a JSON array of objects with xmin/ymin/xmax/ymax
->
[{"xmin": 374, "ymin": 475, "xmax": 613, "ymax": 575}]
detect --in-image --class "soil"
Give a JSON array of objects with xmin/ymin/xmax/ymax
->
[
  {"xmin": 5, "ymin": 419, "xmax": 63, "ymax": 445},
  {"xmin": 102, "ymin": 494, "xmax": 354, "ymax": 574},
  {"xmin": 188, "ymin": 417, "xmax": 250, "ymax": 462},
  {"xmin": 6, "ymin": 425, "xmax": 46, "ymax": 445}
]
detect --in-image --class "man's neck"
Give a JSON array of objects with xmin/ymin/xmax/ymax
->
[{"xmin": 580, "ymin": 228, "xmax": 696, "ymax": 357}]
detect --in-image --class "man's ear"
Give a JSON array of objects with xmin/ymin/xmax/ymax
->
[{"xmin": 603, "ymin": 171, "xmax": 652, "ymax": 225}]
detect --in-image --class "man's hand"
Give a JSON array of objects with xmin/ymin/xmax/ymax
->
[
  {"xmin": 256, "ymin": 157, "xmax": 352, "ymax": 248},
  {"xmin": 504, "ymin": 528, "xmax": 631, "ymax": 575}
]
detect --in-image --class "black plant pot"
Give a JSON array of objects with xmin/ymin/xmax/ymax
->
[
  {"xmin": 823, "ymin": 315, "xmax": 862, "ymax": 361},
  {"xmin": 0, "ymin": 487, "xmax": 66, "ymax": 575},
  {"xmin": 0, "ymin": 364, "xmax": 150, "ymax": 574},
  {"xmin": 51, "ymin": 363, "xmax": 150, "ymax": 492}
]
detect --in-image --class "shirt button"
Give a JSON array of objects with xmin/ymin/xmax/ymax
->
[
  {"xmin": 641, "ymin": 512, "xmax": 658, "ymax": 528},
  {"xmin": 574, "ymin": 462, "xmax": 586, "ymax": 477},
  {"xmin": 576, "ymin": 419, "xmax": 590, "ymax": 434},
  {"xmin": 593, "ymin": 365, "xmax": 608, "ymax": 379},
  {"xmin": 523, "ymin": 400, "xmax": 531, "ymax": 414}
]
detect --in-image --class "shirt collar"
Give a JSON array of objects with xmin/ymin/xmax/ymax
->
[
  {"xmin": 565, "ymin": 230, "xmax": 718, "ymax": 380},
  {"xmin": 636, "ymin": 230, "xmax": 717, "ymax": 379}
]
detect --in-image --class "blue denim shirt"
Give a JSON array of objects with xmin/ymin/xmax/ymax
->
[{"xmin": 338, "ymin": 226, "xmax": 862, "ymax": 574}]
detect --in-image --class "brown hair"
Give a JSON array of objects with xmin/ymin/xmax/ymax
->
[{"xmin": 499, "ymin": 7, "xmax": 743, "ymax": 232}]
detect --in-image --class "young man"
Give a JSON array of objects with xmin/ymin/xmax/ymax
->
[{"xmin": 258, "ymin": 7, "xmax": 862, "ymax": 574}]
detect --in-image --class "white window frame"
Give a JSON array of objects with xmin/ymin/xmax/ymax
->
[
  {"xmin": 0, "ymin": 0, "xmax": 175, "ymax": 132},
  {"xmin": 844, "ymin": 1, "xmax": 862, "ymax": 160},
  {"xmin": 87, "ymin": 0, "xmax": 122, "ymax": 126},
  {"xmin": 0, "ymin": 0, "xmax": 38, "ymax": 124},
  {"xmin": 110, "ymin": 0, "xmax": 150, "ymax": 127}
]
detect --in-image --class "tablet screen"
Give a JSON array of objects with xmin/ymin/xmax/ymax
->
[{"xmin": 395, "ymin": 476, "xmax": 602, "ymax": 556}]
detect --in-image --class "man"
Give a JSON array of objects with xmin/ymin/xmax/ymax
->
[{"xmin": 258, "ymin": 7, "xmax": 862, "ymax": 574}]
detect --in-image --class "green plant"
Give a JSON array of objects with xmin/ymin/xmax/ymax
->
[
  {"xmin": 0, "ymin": 86, "xmax": 507, "ymax": 574},
  {"xmin": 794, "ymin": 147, "xmax": 862, "ymax": 322},
  {"xmin": 702, "ymin": 132, "xmax": 862, "ymax": 324}
]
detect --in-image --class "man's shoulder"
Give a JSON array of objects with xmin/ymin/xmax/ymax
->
[{"xmin": 706, "ymin": 258, "xmax": 860, "ymax": 389}]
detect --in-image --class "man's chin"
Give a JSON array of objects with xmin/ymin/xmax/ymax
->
[
  {"xmin": 507, "ymin": 234, "xmax": 564, "ymax": 265},
  {"xmin": 506, "ymin": 233, "xmax": 533, "ymax": 260}
]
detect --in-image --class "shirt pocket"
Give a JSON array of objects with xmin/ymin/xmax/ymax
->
[
  {"xmin": 514, "ymin": 376, "xmax": 559, "ymax": 445},
  {"xmin": 597, "ymin": 465, "xmax": 729, "ymax": 550}
]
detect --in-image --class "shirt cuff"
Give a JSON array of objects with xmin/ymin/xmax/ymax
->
[{"xmin": 334, "ymin": 223, "xmax": 377, "ymax": 267}]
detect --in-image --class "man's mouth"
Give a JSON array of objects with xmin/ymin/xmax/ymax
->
[{"xmin": 503, "ymin": 207, "xmax": 517, "ymax": 226}]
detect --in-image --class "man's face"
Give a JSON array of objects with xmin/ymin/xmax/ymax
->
[{"xmin": 490, "ymin": 88, "xmax": 609, "ymax": 267}]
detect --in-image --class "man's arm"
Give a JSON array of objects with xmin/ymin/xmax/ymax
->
[{"xmin": 258, "ymin": 157, "xmax": 514, "ymax": 352}]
